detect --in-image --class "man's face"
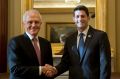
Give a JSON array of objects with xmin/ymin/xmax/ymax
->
[
  {"xmin": 73, "ymin": 10, "xmax": 90, "ymax": 31},
  {"xmin": 23, "ymin": 12, "xmax": 42, "ymax": 37}
]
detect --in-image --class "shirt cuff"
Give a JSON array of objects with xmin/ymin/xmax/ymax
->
[{"xmin": 39, "ymin": 66, "xmax": 42, "ymax": 75}]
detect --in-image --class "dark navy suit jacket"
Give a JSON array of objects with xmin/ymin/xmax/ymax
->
[
  {"xmin": 56, "ymin": 26, "xmax": 111, "ymax": 79},
  {"xmin": 7, "ymin": 33, "xmax": 53, "ymax": 79}
]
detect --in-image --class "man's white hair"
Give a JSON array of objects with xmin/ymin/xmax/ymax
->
[{"xmin": 23, "ymin": 9, "xmax": 42, "ymax": 22}]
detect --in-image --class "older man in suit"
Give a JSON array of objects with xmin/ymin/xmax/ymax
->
[
  {"xmin": 45, "ymin": 5, "xmax": 111, "ymax": 79},
  {"xmin": 7, "ymin": 9, "xmax": 53, "ymax": 79}
]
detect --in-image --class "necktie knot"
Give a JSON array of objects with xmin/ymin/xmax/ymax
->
[
  {"xmin": 79, "ymin": 33, "xmax": 84, "ymax": 39},
  {"xmin": 32, "ymin": 38, "xmax": 38, "ymax": 47},
  {"xmin": 32, "ymin": 37, "xmax": 37, "ymax": 42}
]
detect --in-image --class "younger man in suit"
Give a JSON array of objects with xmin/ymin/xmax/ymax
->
[{"xmin": 45, "ymin": 5, "xmax": 111, "ymax": 79}]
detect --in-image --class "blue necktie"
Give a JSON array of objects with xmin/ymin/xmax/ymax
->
[{"xmin": 78, "ymin": 33, "xmax": 84, "ymax": 58}]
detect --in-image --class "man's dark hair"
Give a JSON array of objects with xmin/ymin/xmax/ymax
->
[{"xmin": 73, "ymin": 5, "xmax": 89, "ymax": 16}]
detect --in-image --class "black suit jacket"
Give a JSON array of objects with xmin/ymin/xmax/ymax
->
[
  {"xmin": 7, "ymin": 33, "xmax": 53, "ymax": 79},
  {"xmin": 56, "ymin": 26, "xmax": 111, "ymax": 79}
]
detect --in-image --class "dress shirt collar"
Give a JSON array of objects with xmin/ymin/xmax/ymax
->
[
  {"xmin": 77, "ymin": 25, "xmax": 89, "ymax": 37},
  {"xmin": 26, "ymin": 32, "xmax": 38, "ymax": 40}
]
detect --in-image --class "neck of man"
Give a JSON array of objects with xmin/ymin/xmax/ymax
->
[{"xmin": 77, "ymin": 27, "xmax": 86, "ymax": 32}]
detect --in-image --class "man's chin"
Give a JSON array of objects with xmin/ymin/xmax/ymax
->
[
  {"xmin": 30, "ymin": 33, "xmax": 38, "ymax": 36},
  {"xmin": 77, "ymin": 25, "xmax": 83, "ymax": 28}
]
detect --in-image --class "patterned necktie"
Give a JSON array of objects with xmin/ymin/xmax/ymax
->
[
  {"xmin": 78, "ymin": 33, "xmax": 84, "ymax": 59},
  {"xmin": 32, "ymin": 38, "xmax": 41, "ymax": 65}
]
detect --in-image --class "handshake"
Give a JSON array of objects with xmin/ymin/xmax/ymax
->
[{"xmin": 42, "ymin": 64, "xmax": 57, "ymax": 77}]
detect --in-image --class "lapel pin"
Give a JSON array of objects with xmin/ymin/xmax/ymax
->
[{"xmin": 88, "ymin": 35, "xmax": 92, "ymax": 38}]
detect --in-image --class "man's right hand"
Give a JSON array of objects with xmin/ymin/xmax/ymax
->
[{"xmin": 42, "ymin": 64, "xmax": 57, "ymax": 77}]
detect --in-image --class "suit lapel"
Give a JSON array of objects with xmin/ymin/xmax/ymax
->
[
  {"xmin": 71, "ymin": 32, "xmax": 80, "ymax": 58},
  {"xmin": 38, "ymin": 37, "xmax": 44, "ymax": 65},
  {"xmin": 24, "ymin": 33, "xmax": 39, "ymax": 65},
  {"xmin": 80, "ymin": 26, "xmax": 93, "ymax": 63}
]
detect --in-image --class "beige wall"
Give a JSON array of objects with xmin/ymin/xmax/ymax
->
[
  {"xmin": 116, "ymin": 0, "xmax": 120, "ymax": 72},
  {"xmin": 107, "ymin": 0, "xmax": 116, "ymax": 71},
  {"xmin": 8, "ymin": 0, "xmax": 21, "ymax": 40},
  {"xmin": 107, "ymin": 0, "xmax": 116, "ymax": 53}
]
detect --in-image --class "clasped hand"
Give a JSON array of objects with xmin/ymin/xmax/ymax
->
[{"xmin": 42, "ymin": 64, "xmax": 57, "ymax": 77}]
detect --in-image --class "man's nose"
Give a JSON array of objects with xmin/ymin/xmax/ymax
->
[
  {"xmin": 31, "ymin": 22, "xmax": 36, "ymax": 26},
  {"xmin": 78, "ymin": 17, "xmax": 82, "ymax": 20}
]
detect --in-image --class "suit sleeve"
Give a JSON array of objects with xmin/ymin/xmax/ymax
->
[
  {"xmin": 55, "ymin": 39, "xmax": 70, "ymax": 76},
  {"xmin": 7, "ymin": 39, "xmax": 39, "ymax": 77},
  {"xmin": 44, "ymin": 41, "xmax": 53, "ymax": 66},
  {"xmin": 100, "ymin": 32, "xmax": 111, "ymax": 79}
]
